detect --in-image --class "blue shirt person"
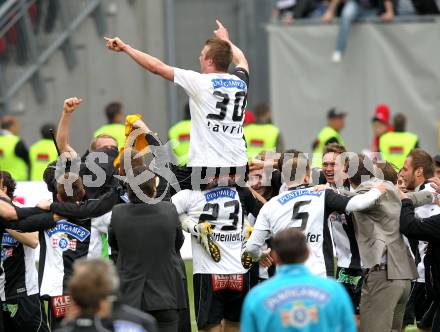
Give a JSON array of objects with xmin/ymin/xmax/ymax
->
[{"xmin": 241, "ymin": 229, "xmax": 356, "ymax": 332}]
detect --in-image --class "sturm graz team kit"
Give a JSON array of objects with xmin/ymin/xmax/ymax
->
[
  {"xmin": 171, "ymin": 66, "xmax": 250, "ymax": 192},
  {"xmin": 172, "ymin": 184, "xmax": 262, "ymax": 330},
  {"xmin": 4, "ymin": 189, "xmax": 117, "ymax": 328},
  {"xmin": 249, "ymin": 185, "xmax": 381, "ymax": 277}
]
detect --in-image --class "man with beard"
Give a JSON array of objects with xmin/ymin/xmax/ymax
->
[{"xmin": 399, "ymin": 148, "xmax": 440, "ymax": 331}]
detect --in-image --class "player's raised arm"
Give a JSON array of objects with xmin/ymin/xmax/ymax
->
[
  {"xmin": 213, "ymin": 20, "xmax": 249, "ymax": 73},
  {"xmin": 105, "ymin": 37, "xmax": 174, "ymax": 81},
  {"xmin": 57, "ymin": 97, "xmax": 82, "ymax": 158}
]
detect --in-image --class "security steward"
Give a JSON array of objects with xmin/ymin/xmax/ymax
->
[
  {"xmin": 168, "ymin": 103, "xmax": 191, "ymax": 166},
  {"xmin": 311, "ymin": 108, "xmax": 346, "ymax": 168},
  {"xmin": 0, "ymin": 115, "xmax": 30, "ymax": 181},
  {"xmin": 29, "ymin": 123, "xmax": 58, "ymax": 181},
  {"xmin": 379, "ymin": 113, "xmax": 419, "ymax": 171},
  {"xmin": 94, "ymin": 102, "xmax": 125, "ymax": 149},
  {"xmin": 243, "ymin": 103, "xmax": 284, "ymax": 160}
]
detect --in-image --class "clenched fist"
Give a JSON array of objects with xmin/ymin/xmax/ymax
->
[
  {"xmin": 104, "ymin": 37, "xmax": 126, "ymax": 52},
  {"xmin": 63, "ymin": 97, "xmax": 82, "ymax": 114}
]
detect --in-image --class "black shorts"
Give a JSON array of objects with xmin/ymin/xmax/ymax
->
[
  {"xmin": 403, "ymin": 281, "xmax": 432, "ymax": 326},
  {"xmin": 193, "ymin": 272, "xmax": 251, "ymax": 329},
  {"xmin": 169, "ymin": 165, "xmax": 249, "ymax": 195},
  {"xmin": 2, "ymin": 294, "xmax": 50, "ymax": 332},
  {"xmin": 336, "ymin": 267, "xmax": 363, "ymax": 315}
]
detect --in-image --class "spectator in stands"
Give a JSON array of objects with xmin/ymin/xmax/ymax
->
[
  {"xmin": 371, "ymin": 104, "xmax": 393, "ymax": 153},
  {"xmin": 244, "ymin": 103, "xmax": 284, "ymax": 160},
  {"xmin": 322, "ymin": 0, "xmax": 397, "ymax": 62},
  {"xmin": 272, "ymin": 0, "xmax": 318, "ymax": 24},
  {"xmin": 0, "ymin": 115, "xmax": 30, "ymax": 181},
  {"xmin": 29, "ymin": 123, "xmax": 58, "ymax": 181},
  {"xmin": 379, "ymin": 113, "xmax": 419, "ymax": 171},
  {"xmin": 94, "ymin": 102, "xmax": 125, "ymax": 148},
  {"xmin": 434, "ymin": 154, "xmax": 440, "ymax": 179}
]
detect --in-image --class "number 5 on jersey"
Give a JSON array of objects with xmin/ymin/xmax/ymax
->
[{"xmin": 291, "ymin": 200, "xmax": 311, "ymax": 231}]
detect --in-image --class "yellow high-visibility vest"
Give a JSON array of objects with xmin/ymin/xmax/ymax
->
[
  {"xmin": 312, "ymin": 126, "xmax": 345, "ymax": 168},
  {"xmin": 0, "ymin": 134, "xmax": 28, "ymax": 181},
  {"xmin": 168, "ymin": 120, "xmax": 191, "ymax": 166},
  {"xmin": 379, "ymin": 131, "xmax": 418, "ymax": 170},
  {"xmin": 94, "ymin": 123, "xmax": 125, "ymax": 149},
  {"xmin": 29, "ymin": 138, "xmax": 58, "ymax": 181},
  {"xmin": 244, "ymin": 123, "xmax": 280, "ymax": 160}
]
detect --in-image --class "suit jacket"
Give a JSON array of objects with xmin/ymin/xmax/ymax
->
[
  {"xmin": 109, "ymin": 201, "xmax": 185, "ymax": 311},
  {"xmin": 351, "ymin": 178, "xmax": 431, "ymax": 280}
]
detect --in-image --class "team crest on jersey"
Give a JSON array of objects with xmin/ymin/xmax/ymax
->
[
  {"xmin": 1, "ymin": 247, "xmax": 14, "ymax": 261},
  {"xmin": 280, "ymin": 302, "xmax": 319, "ymax": 328},
  {"xmin": 47, "ymin": 220, "xmax": 90, "ymax": 242},
  {"xmin": 205, "ymin": 188, "xmax": 236, "ymax": 202},
  {"xmin": 278, "ymin": 189, "xmax": 323, "ymax": 205},
  {"xmin": 51, "ymin": 235, "xmax": 77, "ymax": 252},
  {"xmin": 328, "ymin": 212, "xmax": 347, "ymax": 225}
]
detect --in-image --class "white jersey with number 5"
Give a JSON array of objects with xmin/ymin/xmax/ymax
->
[
  {"xmin": 254, "ymin": 187, "xmax": 332, "ymax": 277},
  {"xmin": 172, "ymin": 187, "xmax": 247, "ymax": 275},
  {"xmin": 174, "ymin": 67, "xmax": 248, "ymax": 168}
]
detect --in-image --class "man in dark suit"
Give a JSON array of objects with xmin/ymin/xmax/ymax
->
[{"xmin": 109, "ymin": 165, "xmax": 186, "ymax": 332}]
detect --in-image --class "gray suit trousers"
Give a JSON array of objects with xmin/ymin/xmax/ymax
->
[{"xmin": 360, "ymin": 270, "xmax": 411, "ymax": 332}]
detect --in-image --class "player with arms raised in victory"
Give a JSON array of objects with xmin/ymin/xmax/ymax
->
[{"xmin": 105, "ymin": 20, "xmax": 249, "ymax": 192}]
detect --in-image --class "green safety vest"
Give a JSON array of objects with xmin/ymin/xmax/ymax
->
[
  {"xmin": 168, "ymin": 120, "xmax": 191, "ymax": 166},
  {"xmin": 29, "ymin": 139, "xmax": 58, "ymax": 181},
  {"xmin": 244, "ymin": 123, "xmax": 280, "ymax": 160},
  {"xmin": 312, "ymin": 126, "xmax": 345, "ymax": 168},
  {"xmin": 0, "ymin": 134, "xmax": 28, "ymax": 181},
  {"xmin": 94, "ymin": 123, "xmax": 125, "ymax": 149},
  {"xmin": 379, "ymin": 131, "xmax": 418, "ymax": 170}
]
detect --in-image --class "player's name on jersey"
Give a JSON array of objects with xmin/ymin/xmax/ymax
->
[
  {"xmin": 205, "ymin": 188, "xmax": 237, "ymax": 202},
  {"xmin": 306, "ymin": 232, "xmax": 321, "ymax": 243},
  {"xmin": 211, "ymin": 78, "xmax": 247, "ymax": 90},
  {"xmin": 206, "ymin": 121, "xmax": 243, "ymax": 135},
  {"xmin": 278, "ymin": 189, "xmax": 323, "ymax": 205},
  {"xmin": 212, "ymin": 232, "xmax": 243, "ymax": 242}
]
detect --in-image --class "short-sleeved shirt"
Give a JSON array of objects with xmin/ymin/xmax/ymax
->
[{"xmin": 174, "ymin": 67, "xmax": 249, "ymax": 168}]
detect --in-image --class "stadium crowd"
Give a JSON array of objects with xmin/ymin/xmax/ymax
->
[{"xmin": 0, "ymin": 19, "xmax": 439, "ymax": 332}]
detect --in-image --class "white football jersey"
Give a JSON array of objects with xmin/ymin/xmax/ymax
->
[
  {"xmin": 414, "ymin": 184, "xmax": 440, "ymax": 282},
  {"xmin": 254, "ymin": 187, "xmax": 333, "ymax": 277},
  {"xmin": 172, "ymin": 187, "xmax": 247, "ymax": 275},
  {"xmin": 174, "ymin": 67, "xmax": 248, "ymax": 168}
]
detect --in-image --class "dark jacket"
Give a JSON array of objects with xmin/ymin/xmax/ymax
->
[
  {"xmin": 109, "ymin": 201, "xmax": 185, "ymax": 311},
  {"xmin": 400, "ymin": 198, "xmax": 440, "ymax": 299}
]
